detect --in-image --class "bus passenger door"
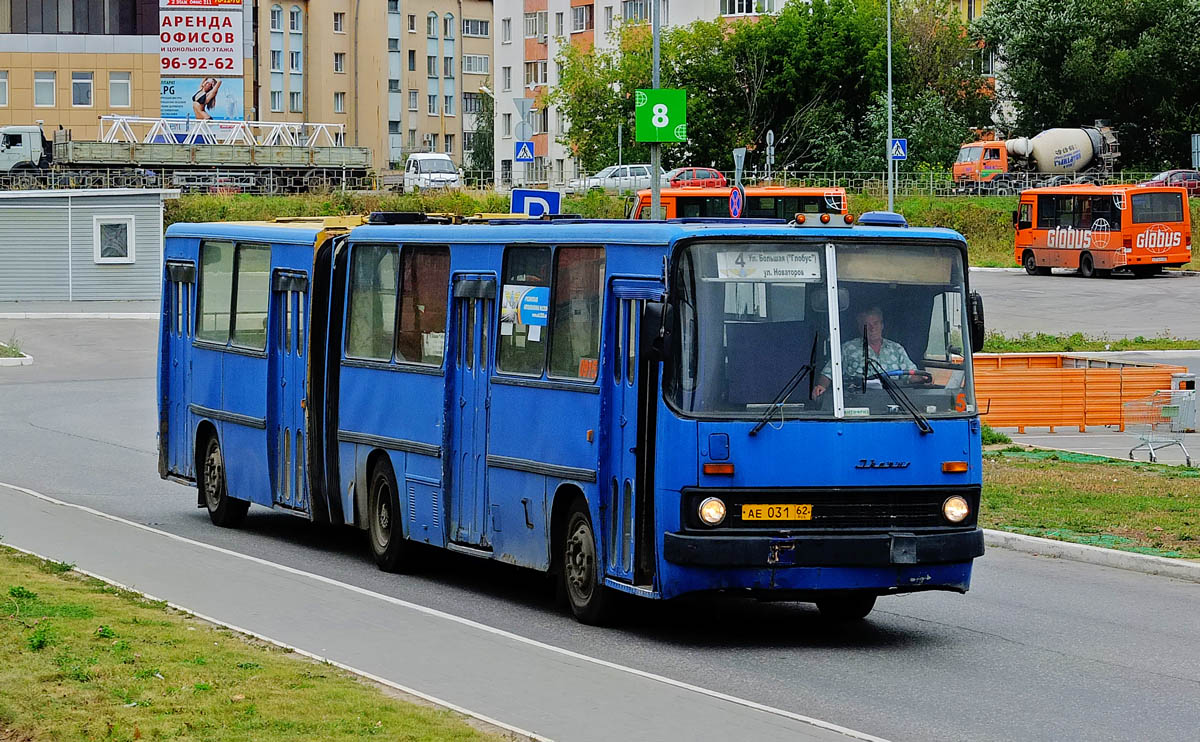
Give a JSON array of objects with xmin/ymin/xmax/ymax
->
[
  {"xmin": 449, "ymin": 277, "xmax": 495, "ymax": 547},
  {"xmin": 162, "ymin": 261, "xmax": 195, "ymax": 478},
  {"xmin": 270, "ymin": 272, "xmax": 310, "ymax": 514}
]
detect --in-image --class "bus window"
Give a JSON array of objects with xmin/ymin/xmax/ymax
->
[
  {"xmin": 549, "ymin": 247, "xmax": 604, "ymax": 380},
  {"xmin": 1080, "ymin": 195, "xmax": 1121, "ymax": 230},
  {"xmin": 396, "ymin": 246, "xmax": 450, "ymax": 365},
  {"xmin": 498, "ymin": 246, "xmax": 551, "ymax": 376},
  {"xmin": 231, "ymin": 245, "xmax": 271, "ymax": 350},
  {"xmin": 197, "ymin": 240, "xmax": 234, "ymax": 343},
  {"xmin": 1036, "ymin": 195, "xmax": 1057, "ymax": 229},
  {"xmin": 1131, "ymin": 191, "xmax": 1184, "ymax": 223},
  {"xmin": 346, "ymin": 244, "xmax": 399, "ymax": 361}
]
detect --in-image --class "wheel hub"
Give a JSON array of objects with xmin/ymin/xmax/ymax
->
[{"xmin": 565, "ymin": 522, "xmax": 594, "ymax": 598}]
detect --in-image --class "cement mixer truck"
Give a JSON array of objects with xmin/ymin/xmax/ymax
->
[{"xmin": 952, "ymin": 122, "xmax": 1120, "ymax": 195}]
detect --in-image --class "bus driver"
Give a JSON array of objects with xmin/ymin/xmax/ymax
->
[{"xmin": 812, "ymin": 306, "xmax": 916, "ymax": 398}]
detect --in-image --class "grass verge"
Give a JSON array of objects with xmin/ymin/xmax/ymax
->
[
  {"xmin": 0, "ymin": 340, "xmax": 22, "ymax": 359},
  {"xmin": 0, "ymin": 546, "xmax": 500, "ymax": 742},
  {"xmin": 982, "ymin": 449, "xmax": 1200, "ymax": 558},
  {"xmin": 981, "ymin": 331, "xmax": 1200, "ymax": 352}
]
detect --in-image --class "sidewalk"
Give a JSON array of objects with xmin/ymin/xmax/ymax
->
[
  {"xmin": 0, "ymin": 300, "xmax": 159, "ymax": 319},
  {"xmin": 1010, "ymin": 429, "xmax": 1197, "ymax": 466}
]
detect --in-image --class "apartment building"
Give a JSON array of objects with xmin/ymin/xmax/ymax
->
[
  {"xmin": 491, "ymin": 0, "xmax": 778, "ymax": 187},
  {"xmin": 0, "ymin": 0, "xmax": 173, "ymax": 132},
  {"xmin": 393, "ymin": 0, "xmax": 492, "ymax": 170}
]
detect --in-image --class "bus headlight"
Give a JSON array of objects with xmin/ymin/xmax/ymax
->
[
  {"xmin": 942, "ymin": 496, "xmax": 970, "ymax": 523},
  {"xmin": 698, "ymin": 497, "xmax": 727, "ymax": 526}
]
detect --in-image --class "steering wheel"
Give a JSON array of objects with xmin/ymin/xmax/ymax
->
[{"xmin": 892, "ymin": 370, "xmax": 935, "ymax": 386}]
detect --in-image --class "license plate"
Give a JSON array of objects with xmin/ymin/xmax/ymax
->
[{"xmin": 741, "ymin": 504, "xmax": 813, "ymax": 521}]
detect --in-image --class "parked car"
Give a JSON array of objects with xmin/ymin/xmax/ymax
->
[
  {"xmin": 666, "ymin": 166, "xmax": 728, "ymax": 188},
  {"xmin": 1140, "ymin": 169, "xmax": 1200, "ymax": 197},
  {"xmin": 566, "ymin": 164, "xmax": 666, "ymax": 193},
  {"xmin": 403, "ymin": 153, "xmax": 463, "ymax": 192}
]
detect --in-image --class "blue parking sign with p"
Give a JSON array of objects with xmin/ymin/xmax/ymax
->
[{"xmin": 511, "ymin": 188, "xmax": 561, "ymax": 218}]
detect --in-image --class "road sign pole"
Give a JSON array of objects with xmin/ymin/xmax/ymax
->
[
  {"xmin": 618, "ymin": 123, "xmax": 623, "ymax": 167},
  {"xmin": 650, "ymin": 0, "xmax": 661, "ymax": 220},
  {"xmin": 886, "ymin": 0, "xmax": 894, "ymax": 212}
]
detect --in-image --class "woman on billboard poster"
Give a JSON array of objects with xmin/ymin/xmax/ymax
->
[{"xmin": 191, "ymin": 78, "xmax": 222, "ymax": 120}]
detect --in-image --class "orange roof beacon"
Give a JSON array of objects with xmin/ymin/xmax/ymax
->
[
  {"xmin": 1014, "ymin": 184, "xmax": 1192, "ymax": 277},
  {"xmin": 631, "ymin": 185, "xmax": 848, "ymax": 220}
]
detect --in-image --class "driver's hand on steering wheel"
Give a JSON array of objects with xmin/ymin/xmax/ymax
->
[{"xmin": 811, "ymin": 383, "xmax": 827, "ymax": 399}]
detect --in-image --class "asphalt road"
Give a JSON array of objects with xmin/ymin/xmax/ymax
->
[
  {"xmin": 968, "ymin": 269, "xmax": 1200, "ymax": 338},
  {"xmin": 2, "ymin": 319, "xmax": 1199, "ymax": 742}
]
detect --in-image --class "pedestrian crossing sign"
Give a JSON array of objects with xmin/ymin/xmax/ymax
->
[
  {"xmin": 890, "ymin": 138, "xmax": 908, "ymax": 161},
  {"xmin": 515, "ymin": 141, "xmax": 535, "ymax": 163}
]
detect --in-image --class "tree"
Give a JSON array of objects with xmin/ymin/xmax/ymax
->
[
  {"xmin": 467, "ymin": 81, "xmax": 495, "ymax": 183},
  {"xmin": 975, "ymin": 0, "xmax": 1200, "ymax": 168}
]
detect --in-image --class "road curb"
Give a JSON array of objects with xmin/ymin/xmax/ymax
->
[
  {"xmin": 0, "ymin": 312, "xmax": 158, "ymax": 319},
  {"xmin": 984, "ymin": 529, "xmax": 1200, "ymax": 583}
]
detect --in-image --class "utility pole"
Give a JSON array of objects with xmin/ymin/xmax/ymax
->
[
  {"xmin": 886, "ymin": 0, "xmax": 894, "ymax": 212},
  {"xmin": 650, "ymin": 0, "xmax": 661, "ymax": 220}
]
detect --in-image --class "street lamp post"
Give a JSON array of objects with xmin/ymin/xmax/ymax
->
[
  {"xmin": 886, "ymin": 0, "xmax": 894, "ymax": 212},
  {"xmin": 650, "ymin": 0, "xmax": 662, "ymax": 220}
]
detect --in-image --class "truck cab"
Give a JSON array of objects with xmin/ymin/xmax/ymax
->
[
  {"xmin": 0, "ymin": 125, "xmax": 50, "ymax": 174},
  {"xmin": 953, "ymin": 141, "xmax": 1007, "ymax": 189}
]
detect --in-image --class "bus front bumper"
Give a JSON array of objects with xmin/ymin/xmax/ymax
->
[{"xmin": 663, "ymin": 528, "xmax": 984, "ymax": 568}]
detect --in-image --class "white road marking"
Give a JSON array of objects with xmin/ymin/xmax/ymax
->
[{"xmin": 0, "ymin": 480, "xmax": 888, "ymax": 742}]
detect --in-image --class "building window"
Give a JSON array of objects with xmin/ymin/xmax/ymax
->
[
  {"xmin": 623, "ymin": 0, "xmax": 648, "ymax": 22},
  {"xmin": 463, "ymin": 92, "xmax": 482, "ymax": 114},
  {"xmin": 555, "ymin": 12, "xmax": 563, "ymax": 37},
  {"xmin": 408, "ymin": 129, "xmax": 417, "ymax": 148},
  {"xmin": 464, "ymin": 131, "xmax": 476, "ymax": 151},
  {"xmin": 501, "ymin": 66, "xmax": 512, "ymax": 91},
  {"xmin": 463, "ymin": 55, "xmax": 489, "ymax": 75},
  {"xmin": 444, "ymin": 95, "xmax": 454, "ymax": 115},
  {"xmin": 270, "ymin": 5, "xmax": 282, "ymax": 31},
  {"xmin": 462, "ymin": 18, "xmax": 489, "ymax": 37},
  {"xmin": 408, "ymin": 14, "xmax": 416, "ymax": 31},
  {"xmin": 34, "ymin": 71, "xmax": 55, "ymax": 107},
  {"xmin": 722, "ymin": 0, "xmax": 775, "ymax": 14},
  {"xmin": 501, "ymin": 159, "xmax": 512, "ymax": 184},
  {"xmin": 428, "ymin": 94, "xmax": 438, "ymax": 115},
  {"xmin": 427, "ymin": 55, "xmax": 437, "ymax": 77},
  {"xmin": 502, "ymin": 112, "xmax": 512, "ymax": 137},
  {"xmin": 290, "ymin": 51, "xmax": 302, "ymax": 72},
  {"xmin": 334, "ymin": 12, "xmax": 346, "ymax": 31},
  {"xmin": 388, "ymin": 79, "xmax": 401, "ymax": 93},
  {"xmin": 270, "ymin": 50, "xmax": 282, "ymax": 71},
  {"xmin": 605, "ymin": 5, "xmax": 613, "ymax": 30},
  {"xmin": 93, "ymin": 216, "xmax": 135, "ymax": 265},
  {"xmin": 334, "ymin": 53, "xmax": 346, "ymax": 73},
  {"xmin": 427, "ymin": 12, "xmax": 438, "ymax": 37},
  {"xmin": 524, "ymin": 11, "xmax": 548, "ymax": 38},
  {"xmin": 524, "ymin": 60, "xmax": 547, "ymax": 88},
  {"xmin": 572, "ymin": 6, "xmax": 594, "ymax": 32},
  {"xmin": 270, "ymin": 90, "xmax": 283, "ymax": 112},
  {"xmin": 501, "ymin": 17, "xmax": 511, "ymax": 43},
  {"xmin": 70, "ymin": 72, "xmax": 93, "ymax": 107},
  {"xmin": 289, "ymin": 91, "xmax": 303, "ymax": 112},
  {"xmin": 389, "ymin": 120, "xmax": 402, "ymax": 135},
  {"xmin": 0, "ymin": 72, "xmax": 8, "ymax": 107},
  {"xmin": 428, "ymin": 133, "xmax": 438, "ymax": 150},
  {"xmin": 444, "ymin": 56, "xmax": 454, "ymax": 78},
  {"xmin": 445, "ymin": 134, "xmax": 454, "ymax": 154},
  {"xmin": 408, "ymin": 90, "xmax": 418, "ymax": 110},
  {"xmin": 408, "ymin": 50, "xmax": 416, "ymax": 70},
  {"xmin": 334, "ymin": 92, "xmax": 345, "ymax": 113},
  {"xmin": 387, "ymin": 0, "xmax": 400, "ymax": 12},
  {"xmin": 444, "ymin": 13, "xmax": 455, "ymax": 38},
  {"xmin": 108, "ymin": 72, "xmax": 131, "ymax": 108},
  {"xmin": 388, "ymin": 38, "xmax": 400, "ymax": 51},
  {"xmin": 290, "ymin": 6, "xmax": 303, "ymax": 32}
]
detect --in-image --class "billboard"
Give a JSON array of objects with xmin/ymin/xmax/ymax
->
[
  {"xmin": 161, "ymin": 78, "xmax": 245, "ymax": 121},
  {"xmin": 160, "ymin": 10, "xmax": 243, "ymax": 76}
]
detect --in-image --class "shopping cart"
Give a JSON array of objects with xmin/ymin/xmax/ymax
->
[{"xmin": 1123, "ymin": 390, "xmax": 1194, "ymax": 466}]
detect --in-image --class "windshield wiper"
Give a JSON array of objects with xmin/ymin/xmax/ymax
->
[
  {"xmin": 750, "ymin": 333, "xmax": 819, "ymax": 437},
  {"xmin": 865, "ymin": 357, "xmax": 934, "ymax": 435}
]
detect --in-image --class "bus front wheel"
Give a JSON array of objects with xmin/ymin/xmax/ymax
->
[
  {"xmin": 200, "ymin": 435, "xmax": 249, "ymax": 528},
  {"xmin": 368, "ymin": 457, "xmax": 409, "ymax": 572},
  {"xmin": 815, "ymin": 593, "xmax": 877, "ymax": 621},
  {"xmin": 1023, "ymin": 251, "xmax": 1050, "ymax": 276},
  {"xmin": 560, "ymin": 500, "xmax": 615, "ymax": 624},
  {"xmin": 1079, "ymin": 252, "xmax": 1097, "ymax": 278}
]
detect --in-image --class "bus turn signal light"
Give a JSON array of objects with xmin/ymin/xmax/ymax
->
[
  {"xmin": 795, "ymin": 214, "xmax": 807, "ymax": 224},
  {"xmin": 820, "ymin": 213, "xmax": 831, "ymax": 224},
  {"xmin": 844, "ymin": 214, "xmax": 854, "ymax": 224},
  {"xmin": 703, "ymin": 463, "xmax": 735, "ymax": 475},
  {"xmin": 942, "ymin": 461, "xmax": 969, "ymax": 473}
]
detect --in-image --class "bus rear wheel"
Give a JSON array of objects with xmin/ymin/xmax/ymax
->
[
  {"xmin": 815, "ymin": 593, "xmax": 877, "ymax": 621},
  {"xmin": 1023, "ymin": 251, "xmax": 1050, "ymax": 276},
  {"xmin": 368, "ymin": 457, "xmax": 409, "ymax": 572},
  {"xmin": 200, "ymin": 435, "xmax": 249, "ymax": 528},
  {"xmin": 560, "ymin": 500, "xmax": 615, "ymax": 625}
]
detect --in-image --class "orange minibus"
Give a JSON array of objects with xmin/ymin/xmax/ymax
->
[
  {"xmin": 1014, "ymin": 184, "xmax": 1192, "ymax": 277},
  {"xmin": 631, "ymin": 185, "xmax": 848, "ymax": 220}
]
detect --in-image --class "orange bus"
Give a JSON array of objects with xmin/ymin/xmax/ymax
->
[
  {"xmin": 1014, "ymin": 184, "xmax": 1192, "ymax": 277},
  {"xmin": 631, "ymin": 185, "xmax": 848, "ymax": 220}
]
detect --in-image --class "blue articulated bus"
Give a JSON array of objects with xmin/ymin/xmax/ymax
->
[{"xmin": 158, "ymin": 213, "xmax": 987, "ymax": 623}]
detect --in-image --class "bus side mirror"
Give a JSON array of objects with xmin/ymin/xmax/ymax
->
[
  {"xmin": 1011, "ymin": 210, "xmax": 1019, "ymax": 229},
  {"xmin": 641, "ymin": 301, "xmax": 673, "ymax": 362},
  {"xmin": 969, "ymin": 291, "xmax": 986, "ymax": 354}
]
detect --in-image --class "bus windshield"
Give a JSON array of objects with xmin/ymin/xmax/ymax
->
[{"xmin": 668, "ymin": 240, "xmax": 975, "ymax": 420}]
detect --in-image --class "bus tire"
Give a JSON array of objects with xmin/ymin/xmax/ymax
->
[
  {"xmin": 1078, "ymin": 252, "xmax": 1097, "ymax": 278},
  {"xmin": 200, "ymin": 435, "xmax": 249, "ymax": 528},
  {"xmin": 815, "ymin": 593, "xmax": 877, "ymax": 621},
  {"xmin": 560, "ymin": 499, "xmax": 615, "ymax": 625},
  {"xmin": 1022, "ymin": 251, "xmax": 1050, "ymax": 276},
  {"xmin": 367, "ymin": 457, "xmax": 408, "ymax": 573}
]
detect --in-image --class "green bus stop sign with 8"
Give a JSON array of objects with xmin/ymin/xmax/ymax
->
[{"xmin": 635, "ymin": 89, "xmax": 687, "ymax": 143}]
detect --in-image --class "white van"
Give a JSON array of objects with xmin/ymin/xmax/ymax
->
[{"xmin": 403, "ymin": 153, "xmax": 463, "ymax": 192}]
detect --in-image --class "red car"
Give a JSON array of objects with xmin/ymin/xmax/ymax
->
[
  {"xmin": 666, "ymin": 166, "xmax": 728, "ymax": 188},
  {"xmin": 1140, "ymin": 169, "xmax": 1200, "ymax": 197}
]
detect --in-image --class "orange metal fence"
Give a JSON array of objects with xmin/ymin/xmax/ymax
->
[{"xmin": 974, "ymin": 354, "xmax": 1187, "ymax": 433}]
